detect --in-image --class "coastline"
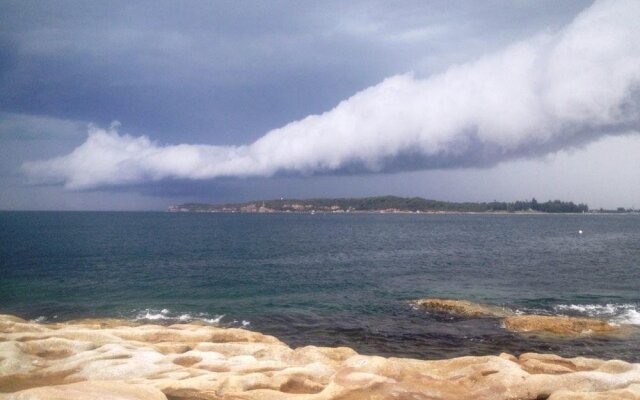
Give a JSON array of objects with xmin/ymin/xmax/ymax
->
[
  {"xmin": 2, "ymin": 314, "xmax": 640, "ymax": 399},
  {"xmin": 168, "ymin": 195, "xmax": 596, "ymax": 215},
  {"xmin": 167, "ymin": 209, "xmax": 599, "ymax": 216}
]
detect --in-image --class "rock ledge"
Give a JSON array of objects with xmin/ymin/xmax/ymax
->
[{"xmin": 1, "ymin": 314, "xmax": 639, "ymax": 400}]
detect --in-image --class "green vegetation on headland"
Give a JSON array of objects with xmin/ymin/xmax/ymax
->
[{"xmin": 169, "ymin": 196, "xmax": 591, "ymax": 214}]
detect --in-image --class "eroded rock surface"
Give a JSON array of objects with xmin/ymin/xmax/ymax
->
[
  {"xmin": 1, "ymin": 314, "xmax": 639, "ymax": 400},
  {"xmin": 1, "ymin": 381, "xmax": 167, "ymax": 400}
]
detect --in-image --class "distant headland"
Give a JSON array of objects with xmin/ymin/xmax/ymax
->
[{"xmin": 169, "ymin": 195, "xmax": 594, "ymax": 214}]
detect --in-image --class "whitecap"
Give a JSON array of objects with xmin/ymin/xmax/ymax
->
[
  {"xmin": 614, "ymin": 309, "xmax": 640, "ymax": 325},
  {"xmin": 136, "ymin": 310, "xmax": 170, "ymax": 320},
  {"xmin": 134, "ymin": 308, "xmax": 226, "ymax": 325},
  {"xmin": 202, "ymin": 315, "xmax": 225, "ymax": 324},
  {"xmin": 552, "ymin": 303, "xmax": 640, "ymax": 325}
]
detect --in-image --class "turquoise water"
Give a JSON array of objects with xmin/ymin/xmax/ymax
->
[{"xmin": 1, "ymin": 212, "xmax": 639, "ymax": 360}]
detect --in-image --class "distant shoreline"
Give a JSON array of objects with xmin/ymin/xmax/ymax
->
[
  {"xmin": 168, "ymin": 209, "xmax": 594, "ymax": 215},
  {"xmin": 167, "ymin": 209, "xmax": 640, "ymax": 216},
  {"xmin": 167, "ymin": 195, "xmax": 631, "ymax": 214}
]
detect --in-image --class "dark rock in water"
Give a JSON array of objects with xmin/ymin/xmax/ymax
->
[
  {"xmin": 411, "ymin": 299, "xmax": 630, "ymax": 339},
  {"xmin": 411, "ymin": 298, "xmax": 514, "ymax": 318},
  {"xmin": 503, "ymin": 315, "xmax": 622, "ymax": 336}
]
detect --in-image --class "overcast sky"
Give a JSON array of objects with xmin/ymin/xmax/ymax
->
[{"xmin": 1, "ymin": 0, "xmax": 638, "ymax": 210}]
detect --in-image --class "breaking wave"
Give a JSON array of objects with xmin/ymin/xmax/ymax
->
[
  {"xmin": 553, "ymin": 304, "xmax": 640, "ymax": 325},
  {"xmin": 133, "ymin": 308, "xmax": 229, "ymax": 325}
]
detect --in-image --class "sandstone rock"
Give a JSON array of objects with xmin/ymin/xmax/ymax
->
[
  {"xmin": 0, "ymin": 315, "xmax": 27, "ymax": 324},
  {"xmin": 548, "ymin": 383, "xmax": 640, "ymax": 399},
  {"xmin": 504, "ymin": 315, "xmax": 621, "ymax": 335},
  {"xmin": 1, "ymin": 314, "xmax": 639, "ymax": 400},
  {"xmin": 411, "ymin": 298, "xmax": 514, "ymax": 317},
  {"xmin": 1, "ymin": 380, "xmax": 167, "ymax": 400}
]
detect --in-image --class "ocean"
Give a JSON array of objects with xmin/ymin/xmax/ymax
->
[{"xmin": 1, "ymin": 211, "xmax": 639, "ymax": 361}]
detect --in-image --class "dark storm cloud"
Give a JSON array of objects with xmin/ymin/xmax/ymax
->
[
  {"xmin": 0, "ymin": 1, "xmax": 587, "ymax": 142},
  {"xmin": 0, "ymin": 1, "xmax": 392, "ymax": 141}
]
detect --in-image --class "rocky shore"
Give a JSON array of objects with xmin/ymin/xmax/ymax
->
[{"xmin": 1, "ymin": 314, "xmax": 640, "ymax": 399}]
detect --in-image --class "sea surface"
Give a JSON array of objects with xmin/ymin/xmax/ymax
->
[{"xmin": 1, "ymin": 211, "xmax": 639, "ymax": 361}]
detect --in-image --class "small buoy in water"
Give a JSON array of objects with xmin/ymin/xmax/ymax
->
[{"xmin": 578, "ymin": 230, "xmax": 583, "ymax": 235}]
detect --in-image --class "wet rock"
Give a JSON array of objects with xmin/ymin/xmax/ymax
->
[
  {"xmin": 411, "ymin": 298, "xmax": 514, "ymax": 317},
  {"xmin": 503, "ymin": 315, "xmax": 621, "ymax": 335},
  {"xmin": 411, "ymin": 299, "xmax": 628, "ymax": 338}
]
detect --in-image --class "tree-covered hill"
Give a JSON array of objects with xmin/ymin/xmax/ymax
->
[{"xmin": 169, "ymin": 196, "xmax": 588, "ymax": 213}]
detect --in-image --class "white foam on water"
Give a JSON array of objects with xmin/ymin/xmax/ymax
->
[
  {"xmin": 616, "ymin": 309, "xmax": 640, "ymax": 325},
  {"xmin": 553, "ymin": 303, "xmax": 640, "ymax": 325},
  {"xmin": 137, "ymin": 311, "xmax": 167, "ymax": 320},
  {"xmin": 134, "ymin": 308, "xmax": 225, "ymax": 325},
  {"xmin": 202, "ymin": 315, "xmax": 225, "ymax": 324},
  {"xmin": 31, "ymin": 316, "xmax": 46, "ymax": 323},
  {"xmin": 231, "ymin": 319, "xmax": 252, "ymax": 327}
]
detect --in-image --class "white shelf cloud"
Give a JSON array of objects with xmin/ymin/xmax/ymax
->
[{"xmin": 23, "ymin": 0, "xmax": 640, "ymax": 190}]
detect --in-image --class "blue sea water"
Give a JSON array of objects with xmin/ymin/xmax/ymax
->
[{"xmin": 1, "ymin": 211, "xmax": 639, "ymax": 360}]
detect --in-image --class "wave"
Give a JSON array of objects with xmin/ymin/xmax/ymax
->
[
  {"xmin": 133, "ymin": 308, "xmax": 230, "ymax": 325},
  {"xmin": 553, "ymin": 304, "xmax": 640, "ymax": 325},
  {"xmin": 27, "ymin": 309, "xmax": 245, "ymax": 327}
]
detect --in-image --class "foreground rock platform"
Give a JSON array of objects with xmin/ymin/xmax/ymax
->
[{"xmin": 1, "ymin": 314, "xmax": 640, "ymax": 400}]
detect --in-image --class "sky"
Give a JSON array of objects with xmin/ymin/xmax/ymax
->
[{"xmin": 1, "ymin": 0, "xmax": 639, "ymax": 210}]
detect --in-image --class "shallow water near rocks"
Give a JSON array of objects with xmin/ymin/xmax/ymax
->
[{"xmin": 1, "ymin": 212, "xmax": 639, "ymax": 361}]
